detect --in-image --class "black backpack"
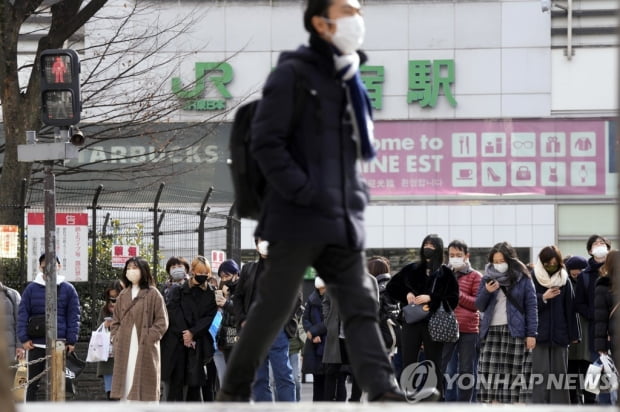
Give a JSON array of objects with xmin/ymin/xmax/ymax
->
[{"xmin": 228, "ymin": 60, "xmax": 310, "ymax": 220}]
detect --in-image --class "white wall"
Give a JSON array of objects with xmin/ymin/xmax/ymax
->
[{"xmin": 240, "ymin": 203, "xmax": 556, "ymax": 253}]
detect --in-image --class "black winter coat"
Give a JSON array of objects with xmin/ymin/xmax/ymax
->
[
  {"xmin": 575, "ymin": 258, "xmax": 604, "ymax": 347},
  {"xmin": 594, "ymin": 275, "xmax": 616, "ymax": 353},
  {"xmin": 301, "ymin": 290, "xmax": 327, "ymax": 374},
  {"xmin": 251, "ymin": 34, "xmax": 369, "ymax": 250},
  {"xmin": 532, "ymin": 271, "xmax": 580, "ymax": 346},
  {"xmin": 385, "ymin": 262, "xmax": 459, "ymax": 314}
]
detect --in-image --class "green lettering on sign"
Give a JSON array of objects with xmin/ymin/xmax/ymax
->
[
  {"xmin": 360, "ymin": 65, "xmax": 385, "ymax": 110},
  {"xmin": 172, "ymin": 62, "xmax": 233, "ymax": 110},
  {"xmin": 407, "ymin": 59, "xmax": 457, "ymax": 108}
]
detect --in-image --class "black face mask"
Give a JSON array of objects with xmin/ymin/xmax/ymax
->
[
  {"xmin": 422, "ymin": 247, "xmax": 435, "ymax": 259},
  {"xmin": 194, "ymin": 275, "xmax": 208, "ymax": 284}
]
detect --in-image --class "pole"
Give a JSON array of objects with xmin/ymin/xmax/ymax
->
[{"xmin": 43, "ymin": 160, "xmax": 58, "ymax": 401}]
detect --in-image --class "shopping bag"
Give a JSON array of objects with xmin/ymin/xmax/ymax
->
[
  {"xmin": 85, "ymin": 323, "xmax": 110, "ymax": 362},
  {"xmin": 65, "ymin": 351, "xmax": 86, "ymax": 395},
  {"xmin": 599, "ymin": 353, "xmax": 619, "ymax": 393},
  {"xmin": 584, "ymin": 359, "xmax": 602, "ymax": 394},
  {"xmin": 13, "ymin": 359, "xmax": 27, "ymax": 402}
]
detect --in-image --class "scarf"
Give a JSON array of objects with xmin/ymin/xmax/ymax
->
[
  {"xmin": 484, "ymin": 263, "xmax": 522, "ymax": 287},
  {"xmin": 333, "ymin": 52, "xmax": 376, "ymax": 161},
  {"xmin": 454, "ymin": 261, "xmax": 473, "ymax": 277},
  {"xmin": 533, "ymin": 260, "xmax": 568, "ymax": 288}
]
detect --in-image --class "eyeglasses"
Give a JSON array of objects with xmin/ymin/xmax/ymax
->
[
  {"xmin": 196, "ymin": 256, "xmax": 207, "ymax": 264},
  {"xmin": 108, "ymin": 297, "xmax": 117, "ymax": 303}
]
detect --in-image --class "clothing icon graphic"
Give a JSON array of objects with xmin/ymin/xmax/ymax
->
[
  {"xmin": 549, "ymin": 166, "xmax": 558, "ymax": 183},
  {"xmin": 575, "ymin": 137, "xmax": 592, "ymax": 151},
  {"xmin": 458, "ymin": 168, "xmax": 473, "ymax": 180},
  {"xmin": 545, "ymin": 136, "xmax": 560, "ymax": 153},
  {"xmin": 515, "ymin": 166, "xmax": 531, "ymax": 180}
]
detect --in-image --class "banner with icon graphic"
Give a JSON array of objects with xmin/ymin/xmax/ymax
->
[{"xmin": 363, "ymin": 119, "xmax": 610, "ymax": 197}]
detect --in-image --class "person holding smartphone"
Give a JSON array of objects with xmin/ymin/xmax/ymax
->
[
  {"xmin": 530, "ymin": 245, "xmax": 579, "ymax": 404},
  {"xmin": 476, "ymin": 242, "xmax": 538, "ymax": 404}
]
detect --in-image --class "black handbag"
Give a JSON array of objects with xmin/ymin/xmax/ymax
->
[
  {"xmin": 402, "ymin": 304, "xmax": 430, "ymax": 324},
  {"xmin": 27, "ymin": 314, "xmax": 46, "ymax": 338},
  {"xmin": 65, "ymin": 352, "xmax": 86, "ymax": 395},
  {"xmin": 216, "ymin": 325, "xmax": 238, "ymax": 349}
]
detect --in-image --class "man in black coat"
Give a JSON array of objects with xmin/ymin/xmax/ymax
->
[{"xmin": 217, "ymin": 0, "xmax": 404, "ymax": 402}]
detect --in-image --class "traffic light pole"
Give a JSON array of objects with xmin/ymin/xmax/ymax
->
[
  {"xmin": 18, "ymin": 127, "xmax": 77, "ymax": 401},
  {"xmin": 43, "ymin": 158, "xmax": 62, "ymax": 400}
]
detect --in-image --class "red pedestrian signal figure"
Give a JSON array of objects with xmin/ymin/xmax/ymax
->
[
  {"xmin": 40, "ymin": 49, "xmax": 81, "ymax": 126},
  {"xmin": 52, "ymin": 56, "xmax": 67, "ymax": 83}
]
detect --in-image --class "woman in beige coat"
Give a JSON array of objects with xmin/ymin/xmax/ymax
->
[{"xmin": 110, "ymin": 257, "xmax": 168, "ymax": 401}]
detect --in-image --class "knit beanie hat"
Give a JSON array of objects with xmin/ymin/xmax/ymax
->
[
  {"xmin": 565, "ymin": 256, "xmax": 588, "ymax": 271},
  {"xmin": 217, "ymin": 259, "xmax": 240, "ymax": 276},
  {"xmin": 314, "ymin": 276, "xmax": 325, "ymax": 289}
]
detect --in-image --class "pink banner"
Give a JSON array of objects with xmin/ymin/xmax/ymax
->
[{"xmin": 363, "ymin": 119, "xmax": 607, "ymax": 197}]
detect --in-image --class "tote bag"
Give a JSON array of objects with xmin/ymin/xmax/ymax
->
[
  {"xmin": 85, "ymin": 323, "xmax": 110, "ymax": 363},
  {"xmin": 428, "ymin": 304, "xmax": 459, "ymax": 343}
]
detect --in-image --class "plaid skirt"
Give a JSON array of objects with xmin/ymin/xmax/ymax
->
[{"xmin": 477, "ymin": 325, "xmax": 532, "ymax": 404}]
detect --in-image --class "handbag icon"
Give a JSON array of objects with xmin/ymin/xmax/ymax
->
[{"xmin": 516, "ymin": 166, "xmax": 531, "ymax": 180}]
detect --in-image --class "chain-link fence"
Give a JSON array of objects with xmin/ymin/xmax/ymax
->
[{"xmin": 0, "ymin": 182, "xmax": 240, "ymax": 339}]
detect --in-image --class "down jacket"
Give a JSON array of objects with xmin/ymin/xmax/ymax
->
[
  {"xmin": 454, "ymin": 268, "xmax": 483, "ymax": 334},
  {"xmin": 17, "ymin": 273, "xmax": 80, "ymax": 346},
  {"xmin": 251, "ymin": 33, "xmax": 369, "ymax": 250},
  {"xmin": 593, "ymin": 275, "xmax": 616, "ymax": 353},
  {"xmin": 476, "ymin": 267, "xmax": 538, "ymax": 340}
]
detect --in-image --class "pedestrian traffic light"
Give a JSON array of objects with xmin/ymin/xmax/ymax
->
[{"xmin": 40, "ymin": 49, "xmax": 81, "ymax": 127}]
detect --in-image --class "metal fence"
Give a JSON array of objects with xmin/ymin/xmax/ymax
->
[{"xmin": 0, "ymin": 181, "xmax": 240, "ymax": 338}]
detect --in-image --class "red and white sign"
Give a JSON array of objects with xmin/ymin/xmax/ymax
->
[
  {"xmin": 0, "ymin": 225, "xmax": 18, "ymax": 259},
  {"xmin": 27, "ymin": 212, "xmax": 89, "ymax": 282},
  {"xmin": 211, "ymin": 250, "xmax": 226, "ymax": 275},
  {"xmin": 112, "ymin": 245, "xmax": 139, "ymax": 268}
]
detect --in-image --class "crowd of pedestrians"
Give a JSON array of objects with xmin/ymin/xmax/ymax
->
[{"xmin": 5, "ymin": 232, "xmax": 619, "ymax": 405}]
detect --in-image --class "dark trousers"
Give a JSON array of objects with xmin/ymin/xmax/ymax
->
[
  {"xmin": 26, "ymin": 347, "xmax": 47, "ymax": 401},
  {"xmin": 441, "ymin": 332, "xmax": 479, "ymax": 402},
  {"xmin": 402, "ymin": 320, "xmax": 444, "ymax": 398},
  {"xmin": 324, "ymin": 365, "xmax": 348, "ymax": 401},
  {"xmin": 220, "ymin": 242, "xmax": 397, "ymax": 400},
  {"xmin": 312, "ymin": 373, "xmax": 326, "ymax": 401}
]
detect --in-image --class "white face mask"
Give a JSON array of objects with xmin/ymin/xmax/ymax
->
[
  {"xmin": 257, "ymin": 240, "xmax": 269, "ymax": 257},
  {"xmin": 126, "ymin": 268, "xmax": 141, "ymax": 284},
  {"xmin": 328, "ymin": 14, "xmax": 365, "ymax": 54},
  {"xmin": 493, "ymin": 263, "xmax": 509, "ymax": 273},
  {"xmin": 170, "ymin": 267, "xmax": 186, "ymax": 281},
  {"xmin": 592, "ymin": 245, "xmax": 609, "ymax": 259},
  {"xmin": 449, "ymin": 257, "xmax": 465, "ymax": 270}
]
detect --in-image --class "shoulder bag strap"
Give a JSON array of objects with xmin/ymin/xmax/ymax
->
[
  {"xmin": 119, "ymin": 289, "xmax": 149, "ymax": 323},
  {"xmin": 609, "ymin": 302, "xmax": 620, "ymax": 319}
]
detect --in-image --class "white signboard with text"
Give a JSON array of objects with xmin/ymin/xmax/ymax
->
[{"xmin": 27, "ymin": 212, "xmax": 89, "ymax": 282}]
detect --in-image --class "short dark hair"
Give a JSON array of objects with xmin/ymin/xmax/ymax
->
[
  {"xmin": 121, "ymin": 257, "xmax": 155, "ymax": 289},
  {"xmin": 39, "ymin": 253, "xmax": 60, "ymax": 265},
  {"xmin": 165, "ymin": 256, "xmax": 190, "ymax": 274},
  {"xmin": 586, "ymin": 234, "xmax": 611, "ymax": 254},
  {"xmin": 447, "ymin": 239, "xmax": 469, "ymax": 254},
  {"xmin": 304, "ymin": 0, "xmax": 332, "ymax": 34},
  {"xmin": 367, "ymin": 256, "xmax": 390, "ymax": 276}
]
